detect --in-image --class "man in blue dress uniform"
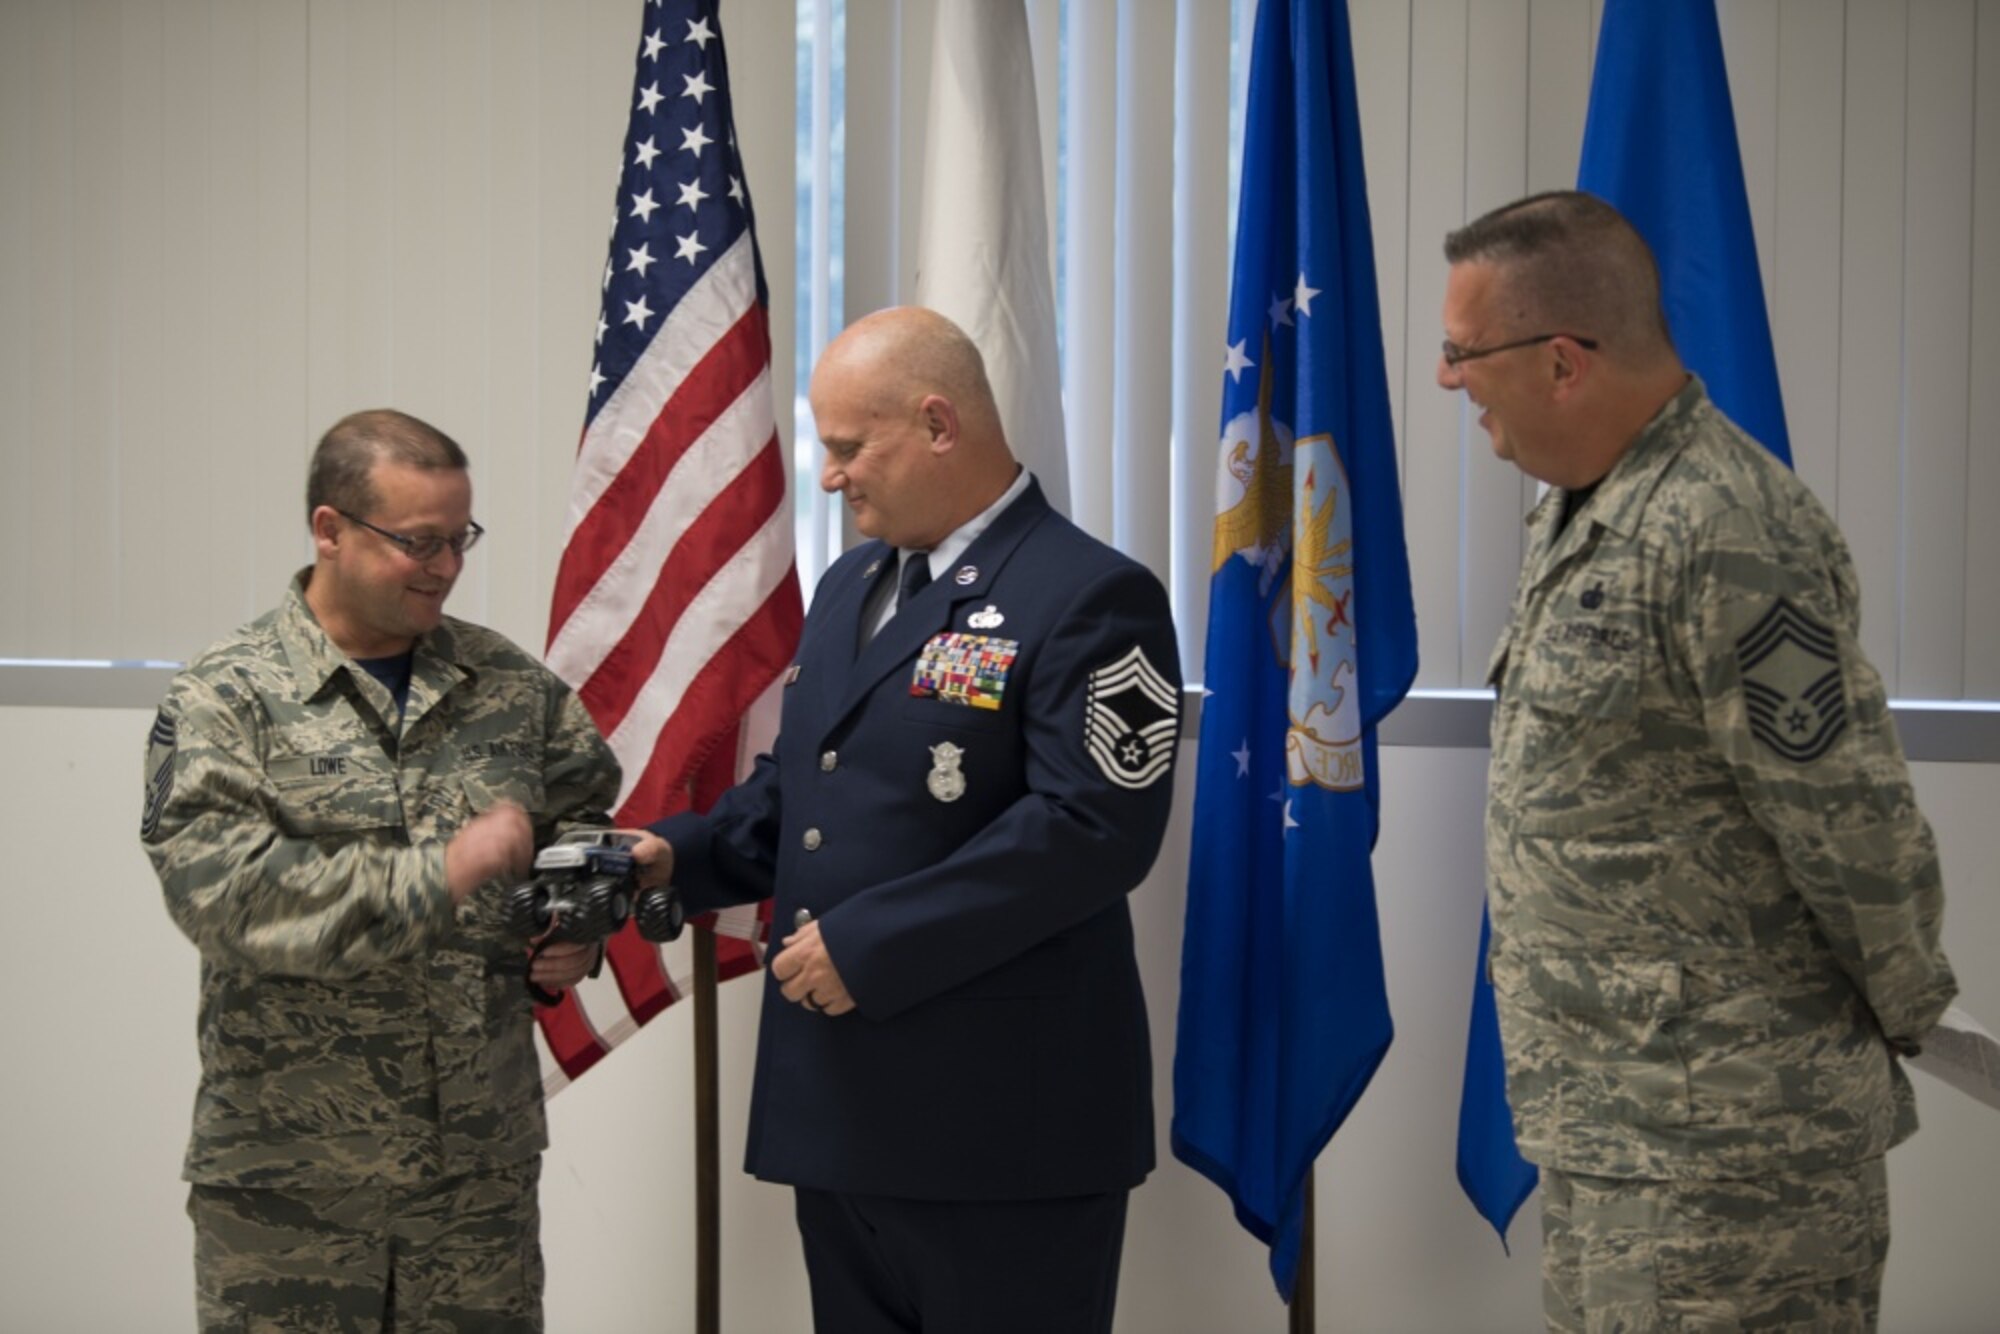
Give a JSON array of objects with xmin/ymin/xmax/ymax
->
[{"xmin": 634, "ymin": 306, "xmax": 1181, "ymax": 1334}]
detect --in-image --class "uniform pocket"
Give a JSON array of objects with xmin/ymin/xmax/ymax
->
[{"xmin": 1493, "ymin": 949, "xmax": 1691, "ymax": 1129}]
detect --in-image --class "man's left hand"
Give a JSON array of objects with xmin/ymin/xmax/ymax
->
[
  {"xmin": 771, "ymin": 920, "xmax": 855, "ymax": 1016},
  {"xmin": 529, "ymin": 940, "xmax": 599, "ymax": 993}
]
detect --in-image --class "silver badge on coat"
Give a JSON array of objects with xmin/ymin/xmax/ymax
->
[
  {"xmin": 927, "ymin": 741, "xmax": 967, "ymax": 802},
  {"xmin": 967, "ymin": 605, "xmax": 1005, "ymax": 630}
]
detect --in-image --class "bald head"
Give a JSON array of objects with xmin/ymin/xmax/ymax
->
[
  {"xmin": 815, "ymin": 307, "xmax": 1006, "ymax": 442},
  {"xmin": 811, "ymin": 307, "xmax": 1019, "ymax": 549},
  {"xmin": 1444, "ymin": 191, "xmax": 1677, "ymax": 370}
]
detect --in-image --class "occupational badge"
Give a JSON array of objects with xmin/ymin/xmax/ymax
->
[
  {"xmin": 953, "ymin": 564, "xmax": 979, "ymax": 586},
  {"xmin": 1084, "ymin": 645, "xmax": 1179, "ymax": 789},
  {"xmin": 864, "ymin": 558, "xmax": 883, "ymax": 579},
  {"xmin": 1737, "ymin": 596, "xmax": 1847, "ymax": 762},
  {"xmin": 967, "ymin": 605, "xmax": 1005, "ymax": 630},
  {"xmin": 927, "ymin": 741, "xmax": 967, "ymax": 802}
]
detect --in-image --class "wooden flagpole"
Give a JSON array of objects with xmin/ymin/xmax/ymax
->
[
  {"xmin": 694, "ymin": 923, "xmax": 720, "ymax": 1334},
  {"xmin": 1288, "ymin": 1169, "xmax": 1315, "ymax": 1332}
]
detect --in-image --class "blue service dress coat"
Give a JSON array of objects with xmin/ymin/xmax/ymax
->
[{"xmin": 654, "ymin": 479, "xmax": 1182, "ymax": 1201}]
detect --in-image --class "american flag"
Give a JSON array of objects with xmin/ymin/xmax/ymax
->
[{"xmin": 539, "ymin": 0, "xmax": 802, "ymax": 1089}]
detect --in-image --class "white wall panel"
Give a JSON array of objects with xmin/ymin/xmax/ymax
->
[
  {"xmin": 1771, "ymin": 0, "xmax": 1845, "ymax": 506},
  {"xmin": 1838, "ymin": 0, "xmax": 1909, "ymax": 682},
  {"xmin": 111, "ymin": 0, "xmax": 178, "ymax": 659},
  {"xmin": 0, "ymin": 6, "xmax": 29, "ymax": 657},
  {"xmin": 1112, "ymin": 0, "xmax": 1175, "ymax": 582},
  {"xmin": 1721, "ymin": 0, "xmax": 1781, "ymax": 324},
  {"xmin": 21, "ymin": 2, "xmax": 77, "ymax": 660},
  {"xmin": 1900, "ymin": 0, "xmax": 1977, "ymax": 697},
  {"xmin": 1402, "ymin": 0, "xmax": 1468, "ymax": 687},
  {"xmin": 1525, "ymin": 0, "xmax": 1591, "ymax": 195},
  {"xmin": 1063, "ymin": 0, "xmax": 1118, "ymax": 544},
  {"xmin": 480, "ymin": 0, "xmax": 554, "ymax": 638},
  {"xmin": 1351, "ymin": 0, "xmax": 1412, "ymax": 462},
  {"xmin": 1969, "ymin": 0, "xmax": 2000, "ymax": 697},
  {"xmin": 70, "ymin": 1, "xmax": 121, "ymax": 660},
  {"xmin": 843, "ymin": 0, "xmax": 906, "ymax": 318},
  {"xmin": 1170, "ymin": 0, "xmax": 1234, "ymax": 680},
  {"xmin": 1460, "ymin": 1, "xmax": 1533, "ymax": 683}
]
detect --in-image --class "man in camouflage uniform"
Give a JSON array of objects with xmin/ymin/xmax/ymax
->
[
  {"xmin": 141, "ymin": 409, "xmax": 620, "ymax": 1332},
  {"xmin": 1438, "ymin": 193, "xmax": 1957, "ymax": 1331}
]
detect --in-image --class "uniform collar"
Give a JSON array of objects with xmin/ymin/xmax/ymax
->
[
  {"xmin": 277, "ymin": 569, "xmax": 470, "ymax": 720},
  {"xmin": 1541, "ymin": 375, "xmax": 1710, "ymax": 544}
]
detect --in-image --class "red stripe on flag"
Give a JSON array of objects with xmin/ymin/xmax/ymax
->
[
  {"xmin": 535, "ymin": 990, "xmax": 611, "ymax": 1082},
  {"xmin": 578, "ymin": 434, "xmax": 790, "ymax": 735},
  {"xmin": 548, "ymin": 306, "xmax": 772, "ymax": 636},
  {"xmin": 605, "ymin": 923, "xmax": 681, "ymax": 1025},
  {"xmin": 616, "ymin": 575, "xmax": 802, "ymax": 825}
]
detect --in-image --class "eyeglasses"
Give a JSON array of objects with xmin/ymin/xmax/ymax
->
[
  {"xmin": 1440, "ymin": 332, "xmax": 1598, "ymax": 368},
  {"xmin": 338, "ymin": 510, "xmax": 485, "ymax": 562}
]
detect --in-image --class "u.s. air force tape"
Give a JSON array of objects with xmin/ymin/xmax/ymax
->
[{"xmin": 1084, "ymin": 645, "xmax": 1177, "ymax": 790}]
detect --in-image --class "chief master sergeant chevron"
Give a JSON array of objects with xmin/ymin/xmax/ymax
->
[
  {"xmin": 140, "ymin": 409, "xmax": 620, "ymax": 1331},
  {"xmin": 1439, "ymin": 192, "xmax": 1957, "ymax": 1330},
  {"xmin": 631, "ymin": 306, "xmax": 1181, "ymax": 1334}
]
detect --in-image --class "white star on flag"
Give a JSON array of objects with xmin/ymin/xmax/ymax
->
[
  {"xmin": 622, "ymin": 295, "xmax": 655, "ymax": 329},
  {"xmin": 626, "ymin": 243, "xmax": 657, "ymax": 277},
  {"xmin": 633, "ymin": 136, "xmax": 661, "ymax": 170},
  {"xmin": 685, "ymin": 16, "xmax": 714, "ymax": 47},
  {"xmin": 676, "ymin": 179, "xmax": 709, "ymax": 211},
  {"xmin": 681, "ymin": 123, "xmax": 713, "ymax": 156},
  {"xmin": 674, "ymin": 231, "xmax": 707, "ymax": 265},
  {"xmin": 637, "ymin": 82, "xmax": 664, "ymax": 115},
  {"xmin": 588, "ymin": 363, "xmax": 606, "ymax": 396},
  {"xmin": 1269, "ymin": 295, "xmax": 1294, "ymax": 328},
  {"xmin": 727, "ymin": 175, "xmax": 745, "ymax": 206},
  {"xmin": 629, "ymin": 189, "xmax": 660, "ymax": 223},
  {"xmin": 1294, "ymin": 272, "xmax": 1321, "ymax": 317},
  {"xmin": 1224, "ymin": 339, "xmax": 1254, "ymax": 383},
  {"xmin": 1233, "ymin": 741, "xmax": 1252, "ymax": 777},
  {"xmin": 642, "ymin": 30, "xmax": 665, "ymax": 60},
  {"xmin": 682, "ymin": 70, "xmax": 714, "ymax": 104}
]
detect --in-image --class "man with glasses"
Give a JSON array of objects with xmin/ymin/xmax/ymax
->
[
  {"xmin": 1440, "ymin": 191, "xmax": 1957, "ymax": 1330},
  {"xmin": 141, "ymin": 409, "xmax": 619, "ymax": 1331}
]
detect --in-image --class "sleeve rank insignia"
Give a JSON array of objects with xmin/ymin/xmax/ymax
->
[{"xmin": 1737, "ymin": 596, "xmax": 1848, "ymax": 762}]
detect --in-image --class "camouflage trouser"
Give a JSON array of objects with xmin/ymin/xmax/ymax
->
[
  {"xmin": 186, "ymin": 1159, "xmax": 543, "ymax": 1333},
  {"xmin": 1539, "ymin": 1158, "xmax": 1889, "ymax": 1332}
]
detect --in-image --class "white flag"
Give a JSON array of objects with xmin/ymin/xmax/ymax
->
[{"xmin": 914, "ymin": 0, "xmax": 1070, "ymax": 516}]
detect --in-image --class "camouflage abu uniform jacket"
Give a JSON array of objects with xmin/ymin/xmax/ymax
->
[
  {"xmin": 1485, "ymin": 378, "xmax": 1956, "ymax": 1181},
  {"xmin": 142, "ymin": 572, "xmax": 618, "ymax": 1190}
]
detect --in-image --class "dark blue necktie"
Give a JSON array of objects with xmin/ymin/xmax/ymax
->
[{"xmin": 896, "ymin": 551, "xmax": 932, "ymax": 611}]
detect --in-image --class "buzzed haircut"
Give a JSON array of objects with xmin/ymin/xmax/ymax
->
[
  {"xmin": 306, "ymin": 409, "xmax": 469, "ymax": 520},
  {"xmin": 1443, "ymin": 191, "xmax": 1674, "ymax": 361}
]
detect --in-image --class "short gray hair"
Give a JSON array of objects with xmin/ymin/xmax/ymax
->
[{"xmin": 1443, "ymin": 191, "xmax": 1673, "ymax": 360}]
